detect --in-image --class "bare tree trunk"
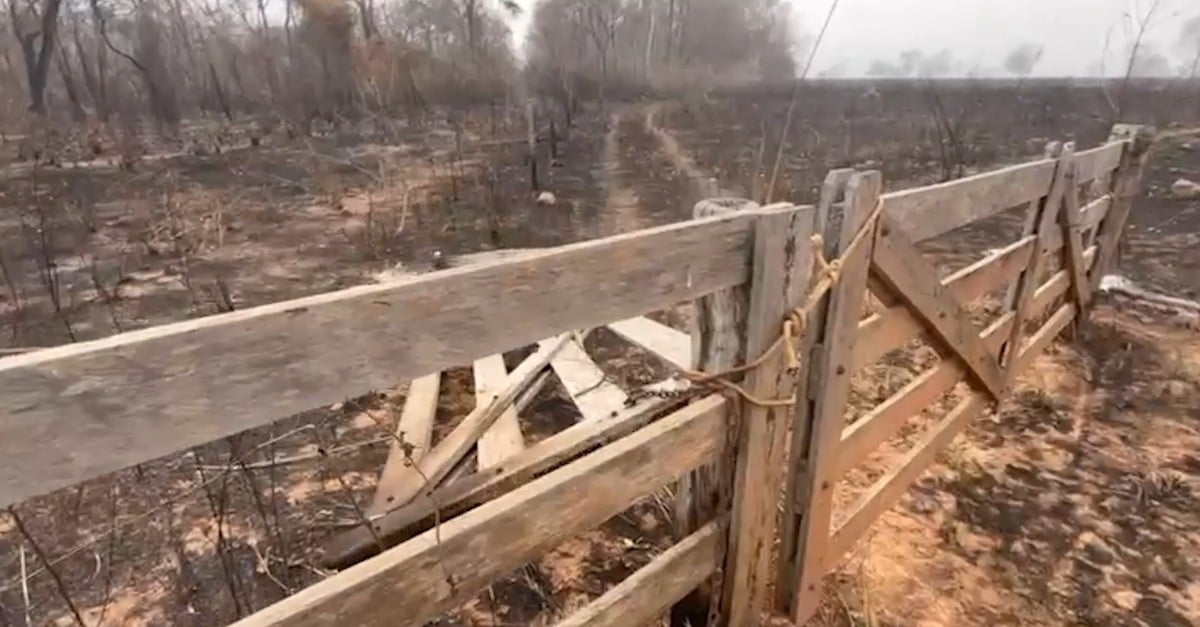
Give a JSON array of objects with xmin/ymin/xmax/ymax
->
[{"xmin": 9, "ymin": 0, "xmax": 66, "ymax": 115}]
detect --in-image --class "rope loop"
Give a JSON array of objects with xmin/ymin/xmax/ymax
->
[{"xmin": 682, "ymin": 199, "xmax": 885, "ymax": 409}]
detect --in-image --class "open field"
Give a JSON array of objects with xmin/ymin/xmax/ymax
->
[{"xmin": 2, "ymin": 79, "xmax": 1200, "ymax": 626}]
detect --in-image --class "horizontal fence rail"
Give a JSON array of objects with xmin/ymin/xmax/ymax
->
[
  {"xmin": 0, "ymin": 122, "xmax": 1153, "ymax": 627},
  {"xmin": 0, "ymin": 213, "xmax": 758, "ymax": 507},
  {"xmin": 779, "ymin": 125, "xmax": 1153, "ymax": 625}
]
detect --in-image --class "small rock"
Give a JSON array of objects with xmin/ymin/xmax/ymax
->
[
  {"xmin": 1111, "ymin": 589, "xmax": 1141, "ymax": 611},
  {"xmin": 1083, "ymin": 535, "xmax": 1116, "ymax": 565},
  {"xmin": 1173, "ymin": 179, "xmax": 1200, "ymax": 200},
  {"xmin": 329, "ymin": 402, "xmax": 344, "ymax": 413},
  {"xmin": 536, "ymin": 191, "xmax": 558, "ymax": 206},
  {"xmin": 1180, "ymin": 142, "xmax": 1197, "ymax": 152}
]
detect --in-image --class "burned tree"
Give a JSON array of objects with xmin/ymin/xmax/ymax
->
[{"xmin": 8, "ymin": 0, "xmax": 65, "ymax": 114}]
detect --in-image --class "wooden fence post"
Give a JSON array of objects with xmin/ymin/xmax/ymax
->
[
  {"xmin": 722, "ymin": 203, "xmax": 818, "ymax": 626},
  {"xmin": 776, "ymin": 169, "xmax": 852, "ymax": 612},
  {"xmin": 780, "ymin": 172, "xmax": 882, "ymax": 624},
  {"xmin": 1088, "ymin": 124, "xmax": 1155, "ymax": 291},
  {"xmin": 671, "ymin": 197, "xmax": 758, "ymax": 626},
  {"xmin": 1000, "ymin": 142, "xmax": 1075, "ymax": 369}
]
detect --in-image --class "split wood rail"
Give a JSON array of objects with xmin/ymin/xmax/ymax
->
[{"xmin": 0, "ymin": 124, "xmax": 1152, "ymax": 626}]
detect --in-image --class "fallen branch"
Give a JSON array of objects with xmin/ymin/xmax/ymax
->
[{"xmin": 1100, "ymin": 275, "xmax": 1200, "ymax": 314}]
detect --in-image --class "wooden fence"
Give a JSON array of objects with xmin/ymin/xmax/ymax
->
[{"xmin": 0, "ymin": 124, "xmax": 1153, "ymax": 626}]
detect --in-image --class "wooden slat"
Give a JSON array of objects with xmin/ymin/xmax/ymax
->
[
  {"xmin": 474, "ymin": 355, "xmax": 526, "ymax": 469},
  {"xmin": 882, "ymin": 159, "xmax": 1057, "ymax": 242},
  {"xmin": 839, "ymin": 245, "xmax": 1097, "ymax": 477},
  {"xmin": 788, "ymin": 172, "xmax": 881, "ymax": 623},
  {"xmin": 725, "ymin": 205, "xmax": 817, "ymax": 624},
  {"xmin": 1059, "ymin": 165, "xmax": 1092, "ymax": 312},
  {"xmin": 607, "ymin": 317, "xmax": 691, "ymax": 370},
  {"xmin": 323, "ymin": 395, "xmax": 686, "ymax": 568},
  {"xmin": 0, "ymin": 213, "xmax": 756, "ymax": 508},
  {"xmin": 777, "ymin": 173, "xmax": 849, "ymax": 612},
  {"xmin": 855, "ymin": 236, "xmax": 1035, "ymax": 368},
  {"xmin": 547, "ymin": 337, "xmax": 628, "ymax": 422},
  {"xmin": 1002, "ymin": 143, "xmax": 1075, "ymax": 374},
  {"xmin": 1089, "ymin": 125, "xmax": 1155, "ymax": 292},
  {"xmin": 370, "ymin": 373, "xmax": 441, "ymax": 514},
  {"xmin": 373, "ymin": 336, "xmax": 570, "ymax": 512},
  {"xmin": 555, "ymin": 523, "xmax": 721, "ymax": 627},
  {"xmin": 831, "ymin": 303, "xmax": 1078, "ymax": 567},
  {"xmin": 1072, "ymin": 141, "xmax": 1126, "ymax": 184},
  {"xmin": 870, "ymin": 215, "xmax": 1006, "ymax": 399},
  {"xmin": 236, "ymin": 395, "xmax": 729, "ymax": 627},
  {"xmin": 1004, "ymin": 142, "xmax": 1063, "ymax": 311},
  {"xmin": 856, "ymin": 187, "xmax": 1106, "ymax": 371},
  {"xmin": 828, "ymin": 392, "xmax": 987, "ymax": 566},
  {"xmin": 1016, "ymin": 303, "xmax": 1077, "ymax": 373}
]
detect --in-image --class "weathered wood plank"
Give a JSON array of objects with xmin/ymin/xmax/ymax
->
[
  {"xmin": 370, "ymin": 373, "xmax": 441, "ymax": 514},
  {"xmin": 372, "ymin": 336, "xmax": 569, "ymax": 512},
  {"xmin": 1072, "ymin": 141, "xmax": 1126, "ymax": 184},
  {"xmin": 828, "ymin": 392, "xmax": 987, "ymax": 566},
  {"xmin": 1002, "ymin": 143, "xmax": 1075, "ymax": 374},
  {"xmin": 547, "ymin": 337, "xmax": 628, "ymax": 422},
  {"xmin": 1089, "ymin": 126, "xmax": 1155, "ymax": 292},
  {"xmin": 0, "ymin": 213, "xmax": 756, "ymax": 508},
  {"xmin": 236, "ymin": 395, "xmax": 729, "ymax": 627},
  {"xmin": 323, "ymin": 395, "xmax": 687, "ymax": 569},
  {"xmin": 882, "ymin": 159, "xmax": 1056, "ymax": 243},
  {"xmin": 855, "ymin": 236, "xmax": 1035, "ymax": 369},
  {"xmin": 1059, "ymin": 165, "xmax": 1092, "ymax": 313},
  {"xmin": 788, "ymin": 172, "xmax": 881, "ymax": 624},
  {"xmin": 1004, "ymin": 142, "xmax": 1064, "ymax": 311},
  {"xmin": 777, "ymin": 173, "xmax": 848, "ymax": 612},
  {"xmin": 837, "ymin": 247, "xmax": 1096, "ymax": 478},
  {"xmin": 556, "ymin": 523, "xmax": 721, "ymax": 627},
  {"xmin": 870, "ymin": 214, "xmax": 1007, "ymax": 399},
  {"xmin": 1016, "ymin": 303, "xmax": 1077, "ymax": 373},
  {"xmin": 672, "ymin": 198, "xmax": 757, "ymax": 626},
  {"xmin": 474, "ymin": 355, "xmax": 526, "ymax": 469},
  {"xmin": 725, "ymin": 205, "xmax": 817, "ymax": 625},
  {"xmin": 608, "ymin": 317, "xmax": 691, "ymax": 370}
]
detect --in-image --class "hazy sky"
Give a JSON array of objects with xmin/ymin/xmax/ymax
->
[{"xmin": 509, "ymin": 0, "xmax": 1196, "ymax": 77}]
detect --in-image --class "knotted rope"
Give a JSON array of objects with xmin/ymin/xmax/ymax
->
[{"xmin": 679, "ymin": 199, "xmax": 886, "ymax": 407}]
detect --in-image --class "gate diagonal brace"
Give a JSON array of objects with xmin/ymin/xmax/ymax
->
[{"xmin": 869, "ymin": 213, "xmax": 1007, "ymax": 401}]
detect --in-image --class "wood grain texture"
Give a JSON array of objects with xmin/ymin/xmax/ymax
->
[
  {"xmin": 474, "ymin": 355, "xmax": 526, "ymax": 469},
  {"xmin": 608, "ymin": 317, "xmax": 691, "ymax": 370},
  {"xmin": 725, "ymin": 205, "xmax": 817, "ymax": 626},
  {"xmin": 839, "ymin": 245, "xmax": 1097, "ymax": 477},
  {"xmin": 237, "ymin": 395, "xmax": 729, "ymax": 627},
  {"xmin": 1004, "ymin": 142, "xmax": 1064, "ymax": 311},
  {"xmin": 828, "ymin": 392, "xmax": 987, "ymax": 566},
  {"xmin": 789, "ymin": 172, "xmax": 881, "ymax": 624},
  {"xmin": 882, "ymin": 159, "xmax": 1056, "ymax": 243},
  {"xmin": 777, "ymin": 172, "xmax": 851, "ymax": 611},
  {"xmin": 870, "ymin": 214, "xmax": 1006, "ymax": 399},
  {"xmin": 0, "ymin": 213, "xmax": 756, "ymax": 508},
  {"xmin": 548, "ymin": 337, "xmax": 628, "ymax": 422},
  {"xmin": 375, "ymin": 336, "xmax": 569, "ymax": 512},
  {"xmin": 855, "ymin": 235, "xmax": 1036, "ymax": 369},
  {"xmin": 556, "ymin": 523, "xmax": 721, "ymax": 627},
  {"xmin": 1002, "ymin": 143, "xmax": 1075, "ymax": 375},
  {"xmin": 671, "ymin": 198, "xmax": 757, "ymax": 625},
  {"xmin": 1059, "ymin": 165, "xmax": 1092, "ymax": 313},
  {"xmin": 1016, "ymin": 303, "xmax": 1077, "ymax": 373},
  {"xmin": 1089, "ymin": 125, "xmax": 1155, "ymax": 292},
  {"xmin": 322, "ymin": 395, "xmax": 687, "ymax": 569},
  {"xmin": 1072, "ymin": 141, "xmax": 1126, "ymax": 184},
  {"xmin": 370, "ymin": 373, "xmax": 441, "ymax": 514}
]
